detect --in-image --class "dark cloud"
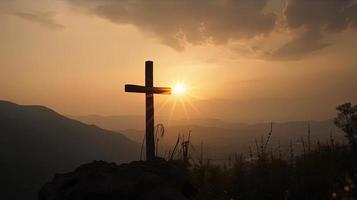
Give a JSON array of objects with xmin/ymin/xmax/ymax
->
[
  {"xmin": 268, "ymin": 0, "xmax": 357, "ymax": 60},
  {"xmin": 15, "ymin": 12, "xmax": 65, "ymax": 30},
  {"xmin": 66, "ymin": 0, "xmax": 357, "ymax": 60},
  {"xmin": 266, "ymin": 30, "xmax": 330, "ymax": 60},
  {"xmin": 285, "ymin": 0, "xmax": 356, "ymax": 32},
  {"xmin": 347, "ymin": 4, "xmax": 357, "ymax": 28},
  {"xmin": 66, "ymin": 0, "xmax": 276, "ymax": 50}
]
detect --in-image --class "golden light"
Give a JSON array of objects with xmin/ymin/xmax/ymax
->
[
  {"xmin": 157, "ymin": 80, "xmax": 201, "ymax": 121},
  {"xmin": 173, "ymin": 83, "xmax": 186, "ymax": 95}
]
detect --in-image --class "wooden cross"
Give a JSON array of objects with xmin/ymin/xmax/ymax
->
[{"xmin": 124, "ymin": 61, "xmax": 171, "ymax": 161}]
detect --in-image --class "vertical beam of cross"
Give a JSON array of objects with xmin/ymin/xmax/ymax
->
[
  {"xmin": 145, "ymin": 61, "xmax": 155, "ymax": 161},
  {"xmin": 124, "ymin": 61, "xmax": 171, "ymax": 161}
]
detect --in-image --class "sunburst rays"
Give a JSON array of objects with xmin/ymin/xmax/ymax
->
[{"xmin": 156, "ymin": 80, "xmax": 201, "ymax": 123}]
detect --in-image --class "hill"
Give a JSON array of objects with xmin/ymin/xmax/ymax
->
[{"xmin": 0, "ymin": 101, "xmax": 139, "ymax": 200}]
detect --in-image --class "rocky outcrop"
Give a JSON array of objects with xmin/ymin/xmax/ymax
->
[{"xmin": 39, "ymin": 160, "xmax": 196, "ymax": 200}]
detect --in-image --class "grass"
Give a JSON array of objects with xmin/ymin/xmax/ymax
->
[{"xmin": 187, "ymin": 135, "xmax": 357, "ymax": 199}]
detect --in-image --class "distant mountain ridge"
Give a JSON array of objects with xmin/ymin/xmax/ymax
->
[
  {"xmin": 71, "ymin": 114, "xmax": 337, "ymax": 131},
  {"xmin": 68, "ymin": 114, "xmax": 145, "ymax": 130},
  {"xmin": 0, "ymin": 100, "xmax": 139, "ymax": 200},
  {"xmin": 72, "ymin": 114, "xmax": 345, "ymax": 159}
]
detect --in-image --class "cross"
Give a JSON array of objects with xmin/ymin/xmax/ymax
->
[{"xmin": 124, "ymin": 61, "xmax": 171, "ymax": 161}]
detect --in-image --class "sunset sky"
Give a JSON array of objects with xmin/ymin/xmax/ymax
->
[{"xmin": 1, "ymin": 0, "xmax": 357, "ymax": 122}]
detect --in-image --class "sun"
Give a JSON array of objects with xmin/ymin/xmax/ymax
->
[
  {"xmin": 156, "ymin": 80, "xmax": 200, "ymax": 121},
  {"xmin": 173, "ymin": 83, "xmax": 186, "ymax": 95}
]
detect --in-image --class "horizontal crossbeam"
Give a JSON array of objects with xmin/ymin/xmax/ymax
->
[{"xmin": 125, "ymin": 84, "xmax": 171, "ymax": 94}]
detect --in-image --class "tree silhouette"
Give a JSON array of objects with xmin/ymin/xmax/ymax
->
[{"xmin": 334, "ymin": 102, "xmax": 357, "ymax": 153}]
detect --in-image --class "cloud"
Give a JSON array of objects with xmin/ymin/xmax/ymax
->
[
  {"xmin": 285, "ymin": 0, "xmax": 356, "ymax": 32},
  {"xmin": 266, "ymin": 30, "xmax": 330, "ymax": 60},
  {"xmin": 350, "ymin": 4, "xmax": 357, "ymax": 28},
  {"xmin": 66, "ymin": 0, "xmax": 276, "ymax": 50},
  {"xmin": 15, "ymin": 12, "xmax": 65, "ymax": 30},
  {"xmin": 65, "ymin": 0, "xmax": 357, "ymax": 60},
  {"xmin": 0, "ymin": 0, "xmax": 14, "ymax": 12},
  {"xmin": 268, "ymin": 0, "xmax": 357, "ymax": 59}
]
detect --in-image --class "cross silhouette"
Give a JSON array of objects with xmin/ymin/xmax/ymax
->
[{"xmin": 125, "ymin": 61, "xmax": 171, "ymax": 161}]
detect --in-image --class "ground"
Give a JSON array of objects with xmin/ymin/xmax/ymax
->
[{"xmin": 39, "ymin": 159, "xmax": 196, "ymax": 200}]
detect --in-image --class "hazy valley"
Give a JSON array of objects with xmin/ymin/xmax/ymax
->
[{"xmin": 72, "ymin": 115, "xmax": 345, "ymax": 160}]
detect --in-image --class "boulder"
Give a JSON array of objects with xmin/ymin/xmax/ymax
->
[{"xmin": 39, "ymin": 159, "xmax": 196, "ymax": 200}]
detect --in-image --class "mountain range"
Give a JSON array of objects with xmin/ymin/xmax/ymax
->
[
  {"xmin": 0, "ymin": 100, "xmax": 347, "ymax": 199},
  {"xmin": 0, "ymin": 100, "xmax": 139, "ymax": 200},
  {"xmin": 72, "ymin": 115, "xmax": 346, "ymax": 160}
]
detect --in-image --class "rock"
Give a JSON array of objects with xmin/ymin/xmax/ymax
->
[{"xmin": 38, "ymin": 159, "xmax": 196, "ymax": 200}]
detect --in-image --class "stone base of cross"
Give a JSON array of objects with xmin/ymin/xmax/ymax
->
[{"xmin": 124, "ymin": 61, "xmax": 171, "ymax": 161}]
